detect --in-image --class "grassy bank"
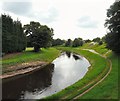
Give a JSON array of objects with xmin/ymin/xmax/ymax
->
[
  {"xmin": 80, "ymin": 43, "xmax": 109, "ymax": 55},
  {"xmin": 44, "ymin": 46, "xmax": 109, "ymax": 99},
  {"xmin": 44, "ymin": 44, "xmax": 118, "ymax": 99},
  {"xmin": 80, "ymin": 52, "xmax": 118, "ymax": 99},
  {"xmin": 2, "ymin": 48, "xmax": 60, "ymax": 68}
]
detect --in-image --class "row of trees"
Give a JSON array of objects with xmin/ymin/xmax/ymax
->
[
  {"xmin": 51, "ymin": 37, "xmax": 105, "ymax": 47},
  {"xmin": 51, "ymin": 38, "xmax": 84, "ymax": 47},
  {"xmin": 2, "ymin": 14, "xmax": 54, "ymax": 53},
  {"xmin": 2, "ymin": 14, "xmax": 26, "ymax": 53},
  {"xmin": 2, "ymin": 0, "xmax": 119, "ymax": 54},
  {"xmin": 65, "ymin": 38, "xmax": 84, "ymax": 47},
  {"xmin": 52, "ymin": 38, "xmax": 65, "ymax": 46}
]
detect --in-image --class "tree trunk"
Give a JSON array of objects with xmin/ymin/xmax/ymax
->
[{"xmin": 34, "ymin": 45, "xmax": 40, "ymax": 52}]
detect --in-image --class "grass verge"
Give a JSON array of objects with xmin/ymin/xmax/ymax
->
[{"xmin": 2, "ymin": 47, "xmax": 60, "ymax": 68}]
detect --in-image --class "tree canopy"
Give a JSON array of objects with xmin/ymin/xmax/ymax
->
[
  {"xmin": 52, "ymin": 38, "xmax": 65, "ymax": 46},
  {"xmin": 24, "ymin": 21, "xmax": 53, "ymax": 52},
  {"xmin": 72, "ymin": 38, "xmax": 83, "ymax": 47},
  {"xmin": 105, "ymin": 1, "xmax": 120, "ymax": 54},
  {"xmin": 92, "ymin": 37, "xmax": 101, "ymax": 43},
  {"xmin": 65, "ymin": 39, "xmax": 72, "ymax": 47}
]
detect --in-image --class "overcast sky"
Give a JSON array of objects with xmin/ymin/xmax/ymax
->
[{"xmin": 0, "ymin": 0, "xmax": 115, "ymax": 40}]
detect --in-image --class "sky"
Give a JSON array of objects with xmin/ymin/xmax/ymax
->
[{"xmin": 0, "ymin": 0, "xmax": 115, "ymax": 40}]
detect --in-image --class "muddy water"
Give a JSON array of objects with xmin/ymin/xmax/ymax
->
[{"xmin": 2, "ymin": 52, "xmax": 90, "ymax": 100}]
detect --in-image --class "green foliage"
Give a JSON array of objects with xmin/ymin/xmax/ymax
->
[
  {"xmin": 84, "ymin": 39, "xmax": 91, "ymax": 43},
  {"xmin": 65, "ymin": 39, "xmax": 72, "ymax": 47},
  {"xmin": 24, "ymin": 21, "xmax": 53, "ymax": 52},
  {"xmin": 2, "ymin": 14, "xmax": 26, "ymax": 54},
  {"xmin": 105, "ymin": 1, "xmax": 120, "ymax": 54},
  {"xmin": 52, "ymin": 38, "xmax": 65, "ymax": 46},
  {"xmin": 72, "ymin": 38, "xmax": 83, "ymax": 47},
  {"xmin": 98, "ymin": 40, "xmax": 103, "ymax": 45},
  {"xmin": 92, "ymin": 37, "xmax": 100, "ymax": 43}
]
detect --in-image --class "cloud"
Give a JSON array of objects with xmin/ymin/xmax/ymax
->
[
  {"xmin": 2, "ymin": 2, "xmax": 32, "ymax": 16},
  {"xmin": 77, "ymin": 16, "xmax": 98, "ymax": 28},
  {"xmin": 32, "ymin": 7, "xmax": 59, "ymax": 24},
  {"xmin": 116, "ymin": 0, "xmax": 120, "ymax": 2},
  {"xmin": 2, "ymin": 2, "xmax": 58, "ymax": 24}
]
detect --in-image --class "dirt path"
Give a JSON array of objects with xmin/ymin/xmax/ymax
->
[{"xmin": 71, "ymin": 49, "xmax": 112, "ymax": 100}]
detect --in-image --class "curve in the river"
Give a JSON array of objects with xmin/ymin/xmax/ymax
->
[{"xmin": 2, "ymin": 52, "xmax": 90, "ymax": 100}]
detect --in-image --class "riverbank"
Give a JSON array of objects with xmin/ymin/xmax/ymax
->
[
  {"xmin": 1, "ymin": 61, "xmax": 48, "ymax": 79},
  {"xmin": 2, "ymin": 44, "xmax": 118, "ymax": 99},
  {"xmin": 44, "ymin": 44, "xmax": 118, "ymax": 99},
  {"xmin": 1, "ymin": 48, "xmax": 60, "ymax": 79},
  {"xmin": 44, "ymin": 46, "xmax": 108, "ymax": 99}
]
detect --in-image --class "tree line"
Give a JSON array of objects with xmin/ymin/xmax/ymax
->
[
  {"xmin": 1, "ymin": 14, "xmax": 54, "ymax": 53},
  {"xmin": 1, "ymin": 1, "xmax": 120, "ymax": 55}
]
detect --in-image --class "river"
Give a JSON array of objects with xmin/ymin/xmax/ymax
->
[{"xmin": 2, "ymin": 52, "xmax": 90, "ymax": 100}]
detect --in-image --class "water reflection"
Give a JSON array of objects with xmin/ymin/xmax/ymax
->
[
  {"xmin": 2, "ymin": 52, "xmax": 90, "ymax": 100},
  {"xmin": 2, "ymin": 64, "xmax": 54, "ymax": 100},
  {"xmin": 65, "ymin": 51, "xmax": 71, "ymax": 58},
  {"xmin": 73, "ymin": 54, "xmax": 80, "ymax": 60}
]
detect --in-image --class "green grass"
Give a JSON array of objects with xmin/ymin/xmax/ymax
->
[
  {"xmin": 80, "ymin": 43, "xmax": 109, "ymax": 55},
  {"xmin": 44, "ymin": 46, "xmax": 108, "ymax": 99},
  {"xmin": 80, "ymin": 52, "xmax": 118, "ymax": 99},
  {"xmin": 2, "ymin": 47, "xmax": 60, "ymax": 68},
  {"xmin": 2, "ymin": 44, "xmax": 118, "ymax": 99},
  {"xmin": 44, "ymin": 45, "xmax": 118, "ymax": 100}
]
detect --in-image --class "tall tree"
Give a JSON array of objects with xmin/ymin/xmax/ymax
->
[
  {"xmin": 105, "ymin": 1, "xmax": 120, "ymax": 54},
  {"xmin": 24, "ymin": 21, "xmax": 53, "ymax": 52},
  {"xmin": 2, "ymin": 14, "xmax": 26, "ymax": 54}
]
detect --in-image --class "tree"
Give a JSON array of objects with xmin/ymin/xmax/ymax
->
[
  {"xmin": 52, "ymin": 38, "xmax": 65, "ymax": 46},
  {"xmin": 72, "ymin": 38, "xmax": 83, "ymax": 47},
  {"xmin": 24, "ymin": 21, "xmax": 53, "ymax": 52},
  {"xmin": 2, "ymin": 14, "xmax": 26, "ymax": 54},
  {"xmin": 84, "ymin": 39, "xmax": 91, "ymax": 43},
  {"xmin": 105, "ymin": 1, "xmax": 120, "ymax": 54},
  {"xmin": 92, "ymin": 37, "xmax": 100, "ymax": 43},
  {"xmin": 65, "ymin": 39, "xmax": 72, "ymax": 47},
  {"xmin": 98, "ymin": 41, "xmax": 103, "ymax": 45}
]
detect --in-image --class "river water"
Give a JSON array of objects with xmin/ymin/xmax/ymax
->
[{"xmin": 2, "ymin": 52, "xmax": 90, "ymax": 100}]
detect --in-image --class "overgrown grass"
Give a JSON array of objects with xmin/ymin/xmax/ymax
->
[
  {"xmin": 44, "ymin": 46, "xmax": 108, "ymax": 99},
  {"xmin": 2, "ymin": 47, "xmax": 60, "ymax": 68}
]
